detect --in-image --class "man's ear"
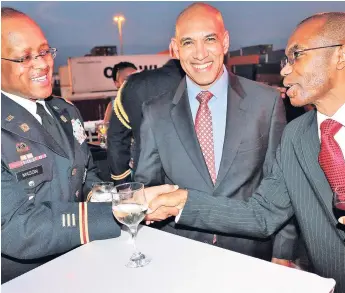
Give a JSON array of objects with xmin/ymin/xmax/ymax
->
[
  {"xmin": 170, "ymin": 38, "xmax": 180, "ymax": 60},
  {"xmin": 222, "ymin": 30, "xmax": 230, "ymax": 54},
  {"xmin": 336, "ymin": 44, "xmax": 345, "ymax": 70}
]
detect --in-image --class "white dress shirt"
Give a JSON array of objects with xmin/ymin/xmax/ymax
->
[
  {"xmin": 2, "ymin": 90, "xmax": 53, "ymax": 124},
  {"xmin": 317, "ymin": 102, "xmax": 345, "ymax": 158}
]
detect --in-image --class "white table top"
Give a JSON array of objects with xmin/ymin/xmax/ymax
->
[{"xmin": 2, "ymin": 226, "xmax": 335, "ymax": 293}]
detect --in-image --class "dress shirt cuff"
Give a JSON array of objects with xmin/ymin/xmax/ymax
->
[{"xmin": 175, "ymin": 208, "xmax": 183, "ymax": 223}]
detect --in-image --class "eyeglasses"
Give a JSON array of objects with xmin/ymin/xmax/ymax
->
[
  {"xmin": 1, "ymin": 47, "xmax": 57, "ymax": 67},
  {"xmin": 280, "ymin": 44, "xmax": 343, "ymax": 69}
]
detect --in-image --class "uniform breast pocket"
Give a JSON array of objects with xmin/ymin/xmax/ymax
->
[
  {"xmin": 238, "ymin": 135, "xmax": 265, "ymax": 154},
  {"xmin": 15, "ymin": 159, "xmax": 53, "ymax": 194}
]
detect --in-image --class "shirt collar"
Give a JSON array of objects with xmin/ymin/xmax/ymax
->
[
  {"xmin": 2, "ymin": 90, "xmax": 50, "ymax": 117},
  {"xmin": 317, "ymin": 102, "xmax": 345, "ymax": 138},
  {"xmin": 317, "ymin": 103, "xmax": 345, "ymax": 128},
  {"xmin": 186, "ymin": 65, "xmax": 228, "ymax": 100}
]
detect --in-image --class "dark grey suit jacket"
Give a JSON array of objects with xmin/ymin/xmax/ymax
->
[
  {"xmin": 179, "ymin": 110, "xmax": 345, "ymax": 292},
  {"xmin": 135, "ymin": 73, "xmax": 298, "ymax": 261}
]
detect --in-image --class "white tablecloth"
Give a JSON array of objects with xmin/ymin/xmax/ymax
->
[{"xmin": 2, "ymin": 226, "xmax": 336, "ymax": 293}]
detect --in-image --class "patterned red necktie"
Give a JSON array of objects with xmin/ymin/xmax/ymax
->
[
  {"xmin": 318, "ymin": 119, "xmax": 345, "ymax": 209},
  {"xmin": 195, "ymin": 91, "xmax": 217, "ymax": 185}
]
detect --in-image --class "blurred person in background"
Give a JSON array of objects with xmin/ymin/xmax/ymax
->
[
  {"xmin": 107, "ymin": 57, "xmax": 184, "ymax": 184},
  {"xmin": 103, "ymin": 62, "xmax": 137, "ymax": 123}
]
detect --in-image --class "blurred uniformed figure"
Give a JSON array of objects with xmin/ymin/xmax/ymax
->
[
  {"xmin": 103, "ymin": 62, "xmax": 137, "ymax": 124},
  {"xmin": 0, "ymin": 7, "xmax": 122, "ymax": 282},
  {"xmin": 107, "ymin": 59, "xmax": 185, "ymax": 184}
]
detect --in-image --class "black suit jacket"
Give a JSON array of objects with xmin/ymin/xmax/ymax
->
[
  {"xmin": 1, "ymin": 94, "xmax": 120, "ymax": 283},
  {"xmin": 179, "ymin": 110, "xmax": 345, "ymax": 292},
  {"xmin": 107, "ymin": 59, "xmax": 184, "ymax": 184},
  {"xmin": 135, "ymin": 73, "xmax": 298, "ymax": 261}
]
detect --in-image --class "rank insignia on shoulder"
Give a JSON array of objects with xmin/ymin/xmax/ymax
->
[
  {"xmin": 19, "ymin": 123, "xmax": 30, "ymax": 132},
  {"xmin": 60, "ymin": 115, "xmax": 68, "ymax": 122},
  {"xmin": 6, "ymin": 115, "xmax": 14, "ymax": 122},
  {"xmin": 16, "ymin": 142, "xmax": 30, "ymax": 153}
]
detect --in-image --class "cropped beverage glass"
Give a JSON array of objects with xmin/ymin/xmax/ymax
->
[
  {"xmin": 89, "ymin": 182, "xmax": 114, "ymax": 202},
  {"xmin": 112, "ymin": 182, "xmax": 151, "ymax": 268}
]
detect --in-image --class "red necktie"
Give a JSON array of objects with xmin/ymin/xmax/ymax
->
[
  {"xmin": 195, "ymin": 91, "xmax": 217, "ymax": 185},
  {"xmin": 318, "ymin": 119, "xmax": 345, "ymax": 208}
]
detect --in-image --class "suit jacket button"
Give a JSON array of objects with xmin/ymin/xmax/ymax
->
[
  {"xmin": 75, "ymin": 190, "xmax": 79, "ymax": 198},
  {"xmin": 71, "ymin": 168, "xmax": 77, "ymax": 176}
]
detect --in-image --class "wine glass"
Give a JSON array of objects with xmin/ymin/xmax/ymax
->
[
  {"xmin": 333, "ymin": 187, "xmax": 345, "ymax": 222},
  {"xmin": 88, "ymin": 182, "xmax": 114, "ymax": 202},
  {"xmin": 111, "ymin": 182, "xmax": 151, "ymax": 268},
  {"xmin": 96, "ymin": 122, "xmax": 109, "ymax": 148}
]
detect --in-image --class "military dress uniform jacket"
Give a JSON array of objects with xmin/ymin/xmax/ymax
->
[
  {"xmin": 107, "ymin": 59, "xmax": 184, "ymax": 184},
  {"xmin": 1, "ymin": 94, "xmax": 121, "ymax": 283}
]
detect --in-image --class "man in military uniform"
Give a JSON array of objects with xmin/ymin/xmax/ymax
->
[
  {"xmin": 1, "ymin": 7, "xmax": 177, "ymax": 282},
  {"xmin": 107, "ymin": 59, "xmax": 185, "ymax": 184},
  {"xmin": 0, "ymin": 7, "xmax": 121, "ymax": 283},
  {"xmin": 103, "ymin": 61, "xmax": 138, "ymax": 124}
]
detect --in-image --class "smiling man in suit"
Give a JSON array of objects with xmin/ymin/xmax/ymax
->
[
  {"xmin": 147, "ymin": 12, "xmax": 345, "ymax": 292},
  {"xmin": 135, "ymin": 3, "xmax": 298, "ymax": 264}
]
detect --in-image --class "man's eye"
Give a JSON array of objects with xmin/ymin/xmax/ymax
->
[
  {"xmin": 206, "ymin": 37, "xmax": 216, "ymax": 42},
  {"xmin": 293, "ymin": 51, "xmax": 302, "ymax": 59},
  {"xmin": 182, "ymin": 41, "xmax": 192, "ymax": 46},
  {"xmin": 19, "ymin": 55, "xmax": 31, "ymax": 63},
  {"xmin": 39, "ymin": 49, "xmax": 50, "ymax": 56}
]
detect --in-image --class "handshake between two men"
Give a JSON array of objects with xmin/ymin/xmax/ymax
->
[{"xmin": 144, "ymin": 184, "xmax": 186, "ymax": 223}]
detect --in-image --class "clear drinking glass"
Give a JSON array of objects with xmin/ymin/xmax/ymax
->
[
  {"xmin": 112, "ymin": 182, "xmax": 151, "ymax": 268},
  {"xmin": 88, "ymin": 182, "xmax": 114, "ymax": 202}
]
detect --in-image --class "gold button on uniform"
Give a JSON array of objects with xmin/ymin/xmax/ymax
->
[{"xmin": 71, "ymin": 168, "xmax": 77, "ymax": 176}]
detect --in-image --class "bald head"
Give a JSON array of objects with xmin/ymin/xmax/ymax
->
[
  {"xmin": 297, "ymin": 12, "xmax": 345, "ymax": 44},
  {"xmin": 170, "ymin": 3, "xmax": 229, "ymax": 90},
  {"xmin": 175, "ymin": 3, "xmax": 225, "ymax": 37},
  {"xmin": 1, "ymin": 7, "xmax": 26, "ymax": 19}
]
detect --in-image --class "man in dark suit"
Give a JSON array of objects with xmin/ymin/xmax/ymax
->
[
  {"xmin": 148, "ymin": 12, "xmax": 345, "ymax": 292},
  {"xmin": 135, "ymin": 3, "xmax": 298, "ymax": 264},
  {"xmin": 0, "ymin": 7, "xmax": 175, "ymax": 283},
  {"xmin": 107, "ymin": 58, "xmax": 184, "ymax": 184}
]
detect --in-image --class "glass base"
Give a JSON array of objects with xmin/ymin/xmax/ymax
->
[{"xmin": 126, "ymin": 252, "xmax": 151, "ymax": 268}]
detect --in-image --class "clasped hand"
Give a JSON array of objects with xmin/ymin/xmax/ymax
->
[{"xmin": 143, "ymin": 185, "xmax": 188, "ymax": 223}]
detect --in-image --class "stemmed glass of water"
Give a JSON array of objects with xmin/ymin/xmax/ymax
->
[{"xmin": 112, "ymin": 182, "xmax": 151, "ymax": 268}]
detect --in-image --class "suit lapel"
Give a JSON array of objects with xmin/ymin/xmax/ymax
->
[
  {"xmin": 1, "ymin": 94, "xmax": 67, "ymax": 158},
  {"xmin": 170, "ymin": 78, "xmax": 214, "ymax": 188},
  {"xmin": 45, "ymin": 99, "xmax": 75, "ymax": 159},
  {"xmin": 298, "ymin": 112, "xmax": 339, "ymax": 226},
  {"xmin": 215, "ymin": 73, "xmax": 248, "ymax": 189}
]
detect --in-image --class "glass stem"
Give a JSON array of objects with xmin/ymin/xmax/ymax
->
[{"xmin": 129, "ymin": 226, "xmax": 139, "ymax": 255}]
